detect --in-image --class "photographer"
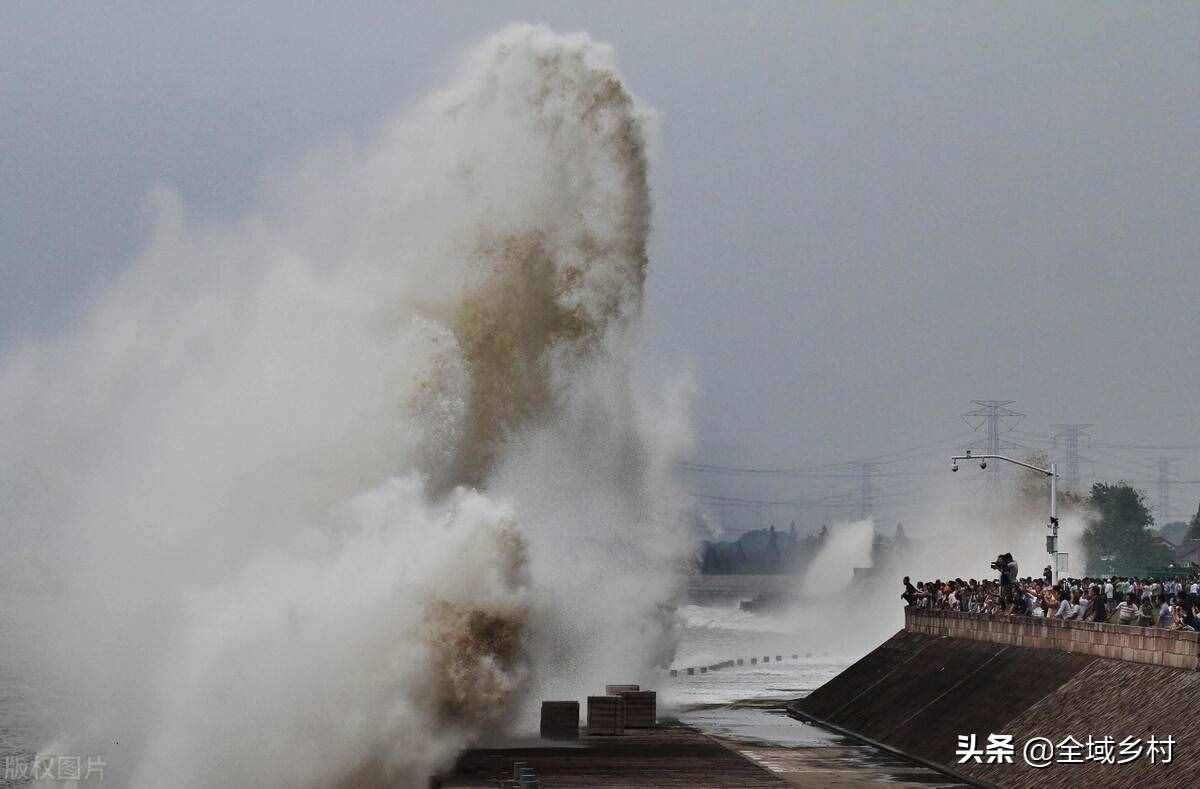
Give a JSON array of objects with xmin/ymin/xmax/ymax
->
[{"xmin": 992, "ymin": 553, "xmax": 1017, "ymax": 608}]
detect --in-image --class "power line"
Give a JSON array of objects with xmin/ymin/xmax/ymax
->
[
  {"xmin": 1092, "ymin": 442, "xmax": 1200, "ymax": 451},
  {"xmin": 677, "ymin": 464, "xmax": 931, "ymax": 479},
  {"xmin": 676, "ymin": 461, "xmax": 848, "ymax": 476},
  {"xmin": 850, "ymin": 429, "xmax": 979, "ymax": 465},
  {"xmin": 1158, "ymin": 458, "xmax": 1179, "ymax": 522},
  {"xmin": 677, "ymin": 429, "xmax": 977, "ymax": 475},
  {"xmin": 685, "ymin": 489, "xmax": 852, "ymax": 509}
]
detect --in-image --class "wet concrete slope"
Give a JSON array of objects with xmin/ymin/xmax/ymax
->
[{"xmin": 791, "ymin": 628, "xmax": 1200, "ymax": 789}]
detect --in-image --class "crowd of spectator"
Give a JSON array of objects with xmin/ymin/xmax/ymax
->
[{"xmin": 901, "ymin": 570, "xmax": 1200, "ymax": 631}]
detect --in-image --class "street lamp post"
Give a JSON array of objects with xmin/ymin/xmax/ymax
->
[{"xmin": 951, "ymin": 449, "xmax": 1063, "ymax": 583}]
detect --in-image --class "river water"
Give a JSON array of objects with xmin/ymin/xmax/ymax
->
[
  {"xmin": 663, "ymin": 602, "xmax": 851, "ymax": 733},
  {"xmin": 1, "ymin": 597, "xmax": 959, "ymax": 786},
  {"xmin": 663, "ymin": 600, "xmax": 969, "ymax": 787}
]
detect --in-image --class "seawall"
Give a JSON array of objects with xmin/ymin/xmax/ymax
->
[
  {"xmin": 905, "ymin": 607, "xmax": 1200, "ymax": 669},
  {"xmin": 685, "ymin": 573, "xmax": 798, "ymax": 605},
  {"xmin": 790, "ymin": 609, "xmax": 1200, "ymax": 788}
]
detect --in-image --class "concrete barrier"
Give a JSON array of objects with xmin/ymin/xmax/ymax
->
[
  {"xmin": 586, "ymin": 696, "xmax": 623, "ymax": 735},
  {"xmin": 616, "ymin": 690, "xmax": 656, "ymax": 728},
  {"xmin": 905, "ymin": 607, "xmax": 1200, "ymax": 670},
  {"xmin": 668, "ymin": 650, "xmax": 810, "ymax": 677},
  {"xmin": 539, "ymin": 701, "xmax": 579, "ymax": 739}
]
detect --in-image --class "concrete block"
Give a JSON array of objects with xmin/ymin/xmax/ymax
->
[
  {"xmin": 586, "ymin": 696, "xmax": 623, "ymax": 735},
  {"xmin": 540, "ymin": 701, "xmax": 580, "ymax": 739},
  {"xmin": 616, "ymin": 690, "xmax": 656, "ymax": 728}
]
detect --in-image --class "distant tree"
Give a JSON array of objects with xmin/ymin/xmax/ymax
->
[
  {"xmin": 767, "ymin": 525, "xmax": 779, "ymax": 572},
  {"xmin": 1082, "ymin": 482, "xmax": 1172, "ymax": 575},
  {"xmin": 870, "ymin": 528, "xmax": 888, "ymax": 568},
  {"xmin": 1184, "ymin": 502, "xmax": 1200, "ymax": 544}
]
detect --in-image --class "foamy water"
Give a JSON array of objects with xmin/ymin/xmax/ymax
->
[
  {"xmin": 658, "ymin": 601, "xmax": 849, "ymax": 752},
  {"xmin": 663, "ymin": 603, "xmax": 848, "ymax": 709},
  {"xmin": 0, "ymin": 24, "xmax": 692, "ymax": 788}
]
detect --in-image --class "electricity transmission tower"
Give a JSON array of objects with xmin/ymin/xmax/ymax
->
[
  {"xmin": 853, "ymin": 462, "xmax": 879, "ymax": 521},
  {"xmin": 1050, "ymin": 423, "xmax": 1093, "ymax": 491},
  {"xmin": 962, "ymin": 400, "xmax": 1024, "ymax": 493},
  {"xmin": 1156, "ymin": 458, "xmax": 1178, "ymax": 522},
  {"xmin": 1087, "ymin": 441, "xmax": 1200, "ymax": 522}
]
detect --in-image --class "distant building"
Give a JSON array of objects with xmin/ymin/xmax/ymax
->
[{"xmin": 1173, "ymin": 537, "xmax": 1200, "ymax": 566}]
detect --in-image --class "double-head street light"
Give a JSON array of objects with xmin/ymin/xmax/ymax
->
[{"xmin": 951, "ymin": 449, "xmax": 1064, "ymax": 583}]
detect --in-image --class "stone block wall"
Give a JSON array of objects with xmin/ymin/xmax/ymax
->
[{"xmin": 905, "ymin": 607, "xmax": 1200, "ymax": 670}]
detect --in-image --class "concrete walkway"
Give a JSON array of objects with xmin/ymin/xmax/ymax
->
[
  {"xmin": 439, "ymin": 724, "xmax": 790, "ymax": 787},
  {"xmin": 438, "ymin": 721, "xmax": 968, "ymax": 788}
]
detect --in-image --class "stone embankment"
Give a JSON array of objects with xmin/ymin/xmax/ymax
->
[{"xmin": 789, "ymin": 608, "xmax": 1200, "ymax": 789}]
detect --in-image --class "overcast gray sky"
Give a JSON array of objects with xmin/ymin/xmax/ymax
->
[{"xmin": 3, "ymin": 2, "xmax": 1198, "ymax": 526}]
